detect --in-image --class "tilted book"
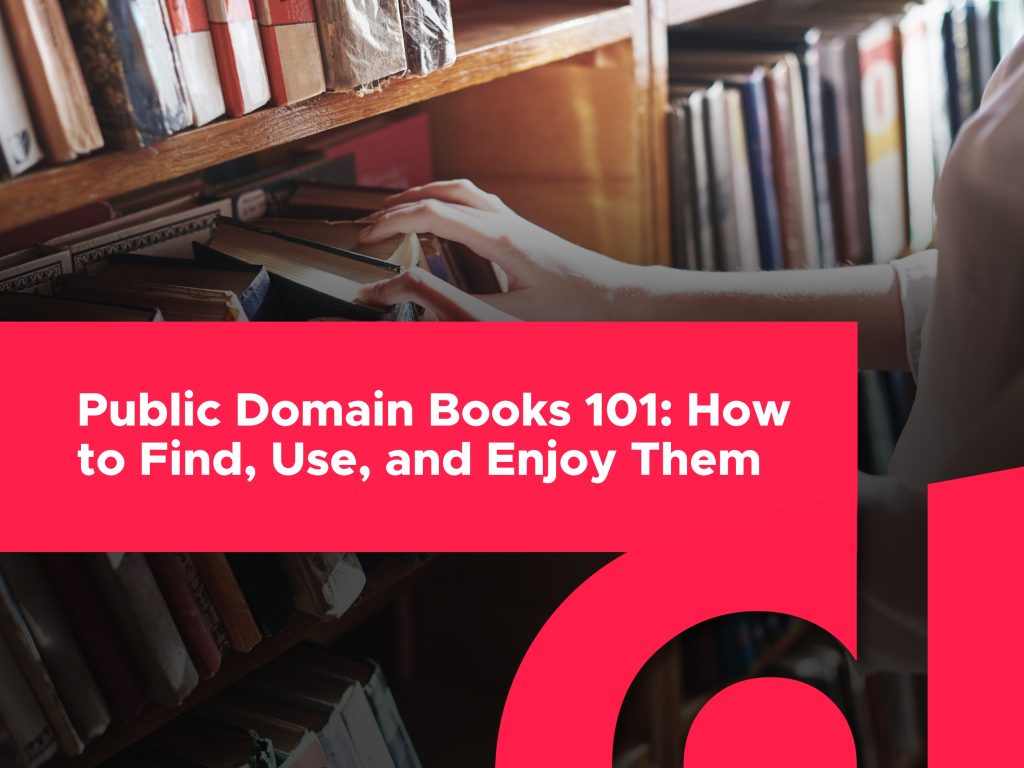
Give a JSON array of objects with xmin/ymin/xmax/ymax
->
[
  {"xmin": 253, "ymin": 0, "xmax": 325, "ymax": 106},
  {"xmin": 189, "ymin": 553, "xmax": 262, "ymax": 653},
  {"xmin": 313, "ymin": 0, "xmax": 407, "ymax": 91},
  {"xmin": 165, "ymin": 0, "xmax": 227, "ymax": 126},
  {"xmin": 0, "ymin": 632, "xmax": 57, "ymax": 768},
  {"xmin": 1, "ymin": 0, "xmax": 103, "ymax": 162},
  {"xmin": 278, "ymin": 554, "xmax": 366, "ymax": 619},
  {"xmin": 61, "ymin": 0, "xmax": 193, "ymax": 148},
  {"xmin": 0, "ymin": 11, "xmax": 41, "ymax": 178},
  {"xmin": 206, "ymin": 0, "xmax": 271, "ymax": 116}
]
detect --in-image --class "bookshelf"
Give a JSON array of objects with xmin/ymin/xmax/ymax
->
[{"xmin": 46, "ymin": 557, "xmax": 434, "ymax": 768}]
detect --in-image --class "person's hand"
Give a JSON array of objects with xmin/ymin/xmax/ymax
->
[{"xmin": 355, "ymin": 180, "xmax": 637, "ymax": 321}]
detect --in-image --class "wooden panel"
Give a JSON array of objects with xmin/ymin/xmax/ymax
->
[
  {"xmin": 427, "ymin": 40, "xmax": 656, "ymax": 265},
  {"xmin": 666, "ymin": 0, "xmax": 763, "ymax": 26},
  {"xmin": 0, "ymin": 3, "xmax": 633, "ymax": 233}
]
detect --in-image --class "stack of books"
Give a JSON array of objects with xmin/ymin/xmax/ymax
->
[
  {"xmin": 668, "ymin": 0, "xmax": 1024, "ymax": 271},
  {"xmin": 0, "ymin": 553, "xmax": 380, "ymax": 766},
  {"xmin": 0, "ymin": 0, "xmax": 457, "ymax": 180},
  {"xmin": 0, "ymin": 112, "xmax": 503, "ymax": 321}
]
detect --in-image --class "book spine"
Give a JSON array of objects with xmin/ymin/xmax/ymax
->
[
  {"xmin": 723, "ymin": 89, "xmax": 760, "ymax": 272},
  {"xmin": 0, "ymin": 573, "xmax": 82, "ymax": 756},
  {"xmin": 669, "ymin": 100, "xmax": 698, "ymax": 271},
  {"xmin": 206, "ymin": 0, "xmax": 270, "ymax": 116},
  {"xmin": 739, "ymin": 77, "xmax": 784, "ymax": 271},
  {"xmin": 859, "ymin": 21, "xmax": 908, "ymax": 264},
  {"xmin": 901, "ymin": 11, "xmax": 939, "ymax": 253},
  {"xmin": 225, "ymin": 554, "xmax": 293, "ymax": 637},
  {"xmin": 0, "ymin": 717, "xmax": 26, "ymax": 768},
  {"xmin": 190, "ymin": 553, "xmax": 263, "ymax": 652},
  {"xmin": 90, "ymin": 554, "xmax": 199, "ymax": 706},
  {"xmin": 175, "ymin": 553, "xmax": 231, "ymax": 650},
  {"xmin": 802, "ymin": 46, "xmax": 838, "ymax": 268},
  {"xmin": 146, "ymin": 554, "xmax": 223, "ymax": 681},
  {"xmin": 37, "ymin": 555, "xmax": 148, "ymax": 724},
  {"xmin": 944, "ymin": 5, "xmax": 975, "ymax": 136},
  {"xmin": 0, "ymin": 10, "xmax": 41, "ymax": 177},
  {"xmin": 786, "ymin": 57, "xmax": 823, "ymax": 270},
  {"xmin": 0, "ymin": 633, "xmax": 57, "ymax": 768},
  {"xmin": 253, "ymin": 0, "xmax": 325, "ymax": 106},
  {"xmin": 165, "ymin": 0, "xmax": 227, "ymax": 126},
  {"xmin": 687, "ymin": 94, "xmax": 716, "ymax": 272},
  {"xmin": 763, "ymin": 65, "xmax": 806, "ymax": 270},
  {"xmin": 398, "ymin": 0, "xmax": 455, "ymax": 76},
  {"xmin": 0, "ymin": 556, "xmax": 110, "ymax": 744}
]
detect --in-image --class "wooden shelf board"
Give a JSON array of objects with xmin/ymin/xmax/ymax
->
[
  {"xmin": 0, "ymin": 2, "xmax": 633, "ymax": 234},
  {"xmin": 50, "ymin": 557, "xmax": 432, "ymax": 768},
  {"xmin": 666, "ymin": 0, "xmax": 763, "ymax": 27}
]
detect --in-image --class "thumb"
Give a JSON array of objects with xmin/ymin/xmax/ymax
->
[{"xmin": 358, "ymin": 268, "xmax": 520, "ymax": 322}]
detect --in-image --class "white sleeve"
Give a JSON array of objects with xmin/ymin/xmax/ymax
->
[{"xmin": 891, "ymin": 250, "xmax": 937, "ymax": 381}]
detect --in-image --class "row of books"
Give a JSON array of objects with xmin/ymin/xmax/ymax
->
[
  {"xmin": 0, "ymin": 0, "xmax": 456, "ymax": 179},
  {"xmin": 0, "ymin": 113, "xmax": 504, "ymax": 321},
  {"xmin": 668, "ymin": 0, "xmax": 1024, "ymax": 272},
  {"xmin": 0, "ymin": 553, "xmax": 373, "ymax": 767}
]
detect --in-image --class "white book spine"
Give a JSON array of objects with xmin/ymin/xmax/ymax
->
[{"xmin": 0, "ymin": 11, "xmax": 41, "ymax": 177}]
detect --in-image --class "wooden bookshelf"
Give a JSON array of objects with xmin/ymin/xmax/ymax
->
[
  {"xmin": 49, "ymin": 557, "xmax": 433, "ymax": 768},
  {"xmin": 665, "ymin": 0, "xmax": 762, "ymax": 26},
  {"xmin": 0, "ymin": 2, "xmax": 634, "ymax": 233}
]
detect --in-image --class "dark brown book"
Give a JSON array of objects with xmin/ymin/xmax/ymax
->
[
  {"xmin": 53, "ymin": 274, "xmax": 247, "ymax": 321},
  {"xmin": 0, "ymin": 293, "xmax": 164, "ymax": 321},
  {"xmin": 38, "ymin": 555, "xmax": 147, "ymax": 724},
  {"xmin": 146, "ymin": 555, "xmax": 223, "ymax": 681},
  {"xmin": 134, "ymin": 715, "xmax": 276, "ymax": 768},
  {"xmin": 0, "ymin": 0, "xmax": 103, "ymax": 161},
  {"xmin": 189, "ymin": 554, "xmax": 262, "ymax": 653}
]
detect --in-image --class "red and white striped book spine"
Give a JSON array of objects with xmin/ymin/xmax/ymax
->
[
  {"xmin": 165, "ymin": 0, "xmax": 226, "ymax": 126},
  {"xmin": 205, "ymin": 0, "xmax": 270, "ymax": 116},
  {"xmin": 253, "ymin": 0, "xmax": 325, "ymax": 106}
]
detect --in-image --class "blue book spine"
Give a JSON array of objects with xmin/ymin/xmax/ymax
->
[{"xmin": 732, "ymin": 76, "xmax": 784, "ymax": 271}]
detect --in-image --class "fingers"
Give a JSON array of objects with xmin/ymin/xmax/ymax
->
[
  {"xmin": 358, "ymin": 200, "xmax": 505, "ymax": 260},
  {"xmin": 358, "ymin": 268, "xmax": 520, "ymax": 322},
  {"xmin": 382, "ymin": 179, "xmax": 508, "ymax": 213}
]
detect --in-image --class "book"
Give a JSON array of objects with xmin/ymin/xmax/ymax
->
[
  {"xmin": 0, "ymin": 556, "xmax": 110, "ymax": 744},
  {"xmin": 0, "ymin": 203, "xmax": 114, "ymax": 258},
  {"xmin": 667, "ymin": 95, "xmax": 698, "ymax": 271},
  {"xmin": 205, "ymin": 218, "xmax": 416, "ymax": 320},
  {"xmin": 278, "ymin": 554, "xmax": 367, "ymax": 619},
  {"xmin": 0, "ymin": 11, "xmax": 40, "ymax": 178},
  {"xmin": 257, "ymin": 218, "xmax": 425, "ymax": 270},
  {"xmin": 254, "ymin": 0, "xmax": 325, "ymax": 106},
  {"xmin": 189, "ymin": 554, "xmax": 262, "ymax": 653},
  {"xmin": 253, "ymin": 659, "xmax": 398, "ymax": 768},
  {"xmin": 900, "ymin": 6, "xmax": 939, "ymax": 252},
  {"xmin": 61, "ymin": 0, "xmax": 193, "ymax": 148},
  {"xmin": 313, "ymin": 0, "xmax": 407, "ymax": 91},
  {"xmin": 224, "ymin": 554, "xmax": 293, "ymax": 637},
  {"xmin": 0, "ymin": 0, "xmax": 103, "ymax": 162},
  {"xmin": 95, "ymin": 255, "xmax": 283, "ymax": 321},
  {"xmin": 0, "ymin": 250, "xmax": 72, "ymax": 294},
  {"xmin": 165, "ymin": 0, "xmax": 227, "ymax": 126},
  {"xmin": 0, "ymin": 631, "xmax": 57, "ymax": 768},
  {"xmin": 0, "ymin": 717, "xmax": 26, "ymax": 768},
  {"xmin": 53, "ymin": 274, "xmax": 248, "ymax": 321},
  {"xmin": 0, "ymin": 571, "xmax": 82, "ymax": 755},
  {"xmin": 722, "ymin": 88, "xmax": 761, "ymax": 271},
  {"xmin": 284, "ymin": 647, "xmax": 421, "ymax": 768},
  {"xmin": 90, "ymin": 553, "xmax": 199, "ymax": 706},
  {"xmin": 0, "ymin": 293, "xmax": 164, "ymax": 320},
  {"xmin": 37, "ymin": 555, "xmax": 148, "ymax": 724},
  {"xmin": 944, "ymin": 2, "xmax": 975, "ymax": 136},
  {"xmin": 206, "ymin": 0, "xmax": 271, "ymax": 116},
  {"xmin": 967, "ymin": 0, "xmax": 997, "ymax": 109},
  {"xmin": 146, "ymin": 554, "xmax": 223, "ymax": 681},
  {"xmin": 857, "ymin": 18, "xmax": 908, "ymax": 263},
  {"xmin": 398, "ymin": 0, "xmax": 456, "ymax": 76},
  {"xmin": 174, "ymin": 554, "xmax": 231, "ymax": 652}
]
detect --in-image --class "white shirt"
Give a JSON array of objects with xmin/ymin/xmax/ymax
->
[{"xmin": 860, "ymin": 38, "xmax": 1024, "ymax": 672}]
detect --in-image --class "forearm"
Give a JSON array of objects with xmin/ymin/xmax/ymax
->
[{"xmin": 611, "ymin": 264, "xmax": 909, "ymax": 371}]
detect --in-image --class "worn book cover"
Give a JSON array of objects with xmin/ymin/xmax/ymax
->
[
  {"xmin": 206, "ymin": 0, "xmax": 271, "ymax": 116},
  {"xmin": 189, "ymin": 553, "xmax": 262, "ymax": 653},
  {"xmin": 61, "ymin": 0, "xmax": 192, "ymax": 148},
  {"xmin": 165, "ymin": 0, "xmax": 227, "ymax": 126},
  {"xmin": 0, "ymin": 250, "xmax": 71, "ymax": 294},
  {"xmin": 314, "ymin": 0, "xmax": 407, "ymax": 91},
  {"xmin": 398, "ymin": 0, "xmax": 456, "ymax": 76},
  {"xmin": 254, "ymin": 0, "xmax": 325, "ymax": 106},
  {"xmin": 0, "ymin": 632, "xmax": 57, "ymax": 768},
  {"xmin": 278, "ymin": 554, "xmax": 366, "ymax": 619},
  {"xmin": 1, "ymin": 0, "xmax": 103, "ymax": 162}
]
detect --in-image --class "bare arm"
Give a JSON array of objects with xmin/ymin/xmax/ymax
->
[{"xmin": 357, "ymin": 180, "xmax": 910, "ymax": 372}]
